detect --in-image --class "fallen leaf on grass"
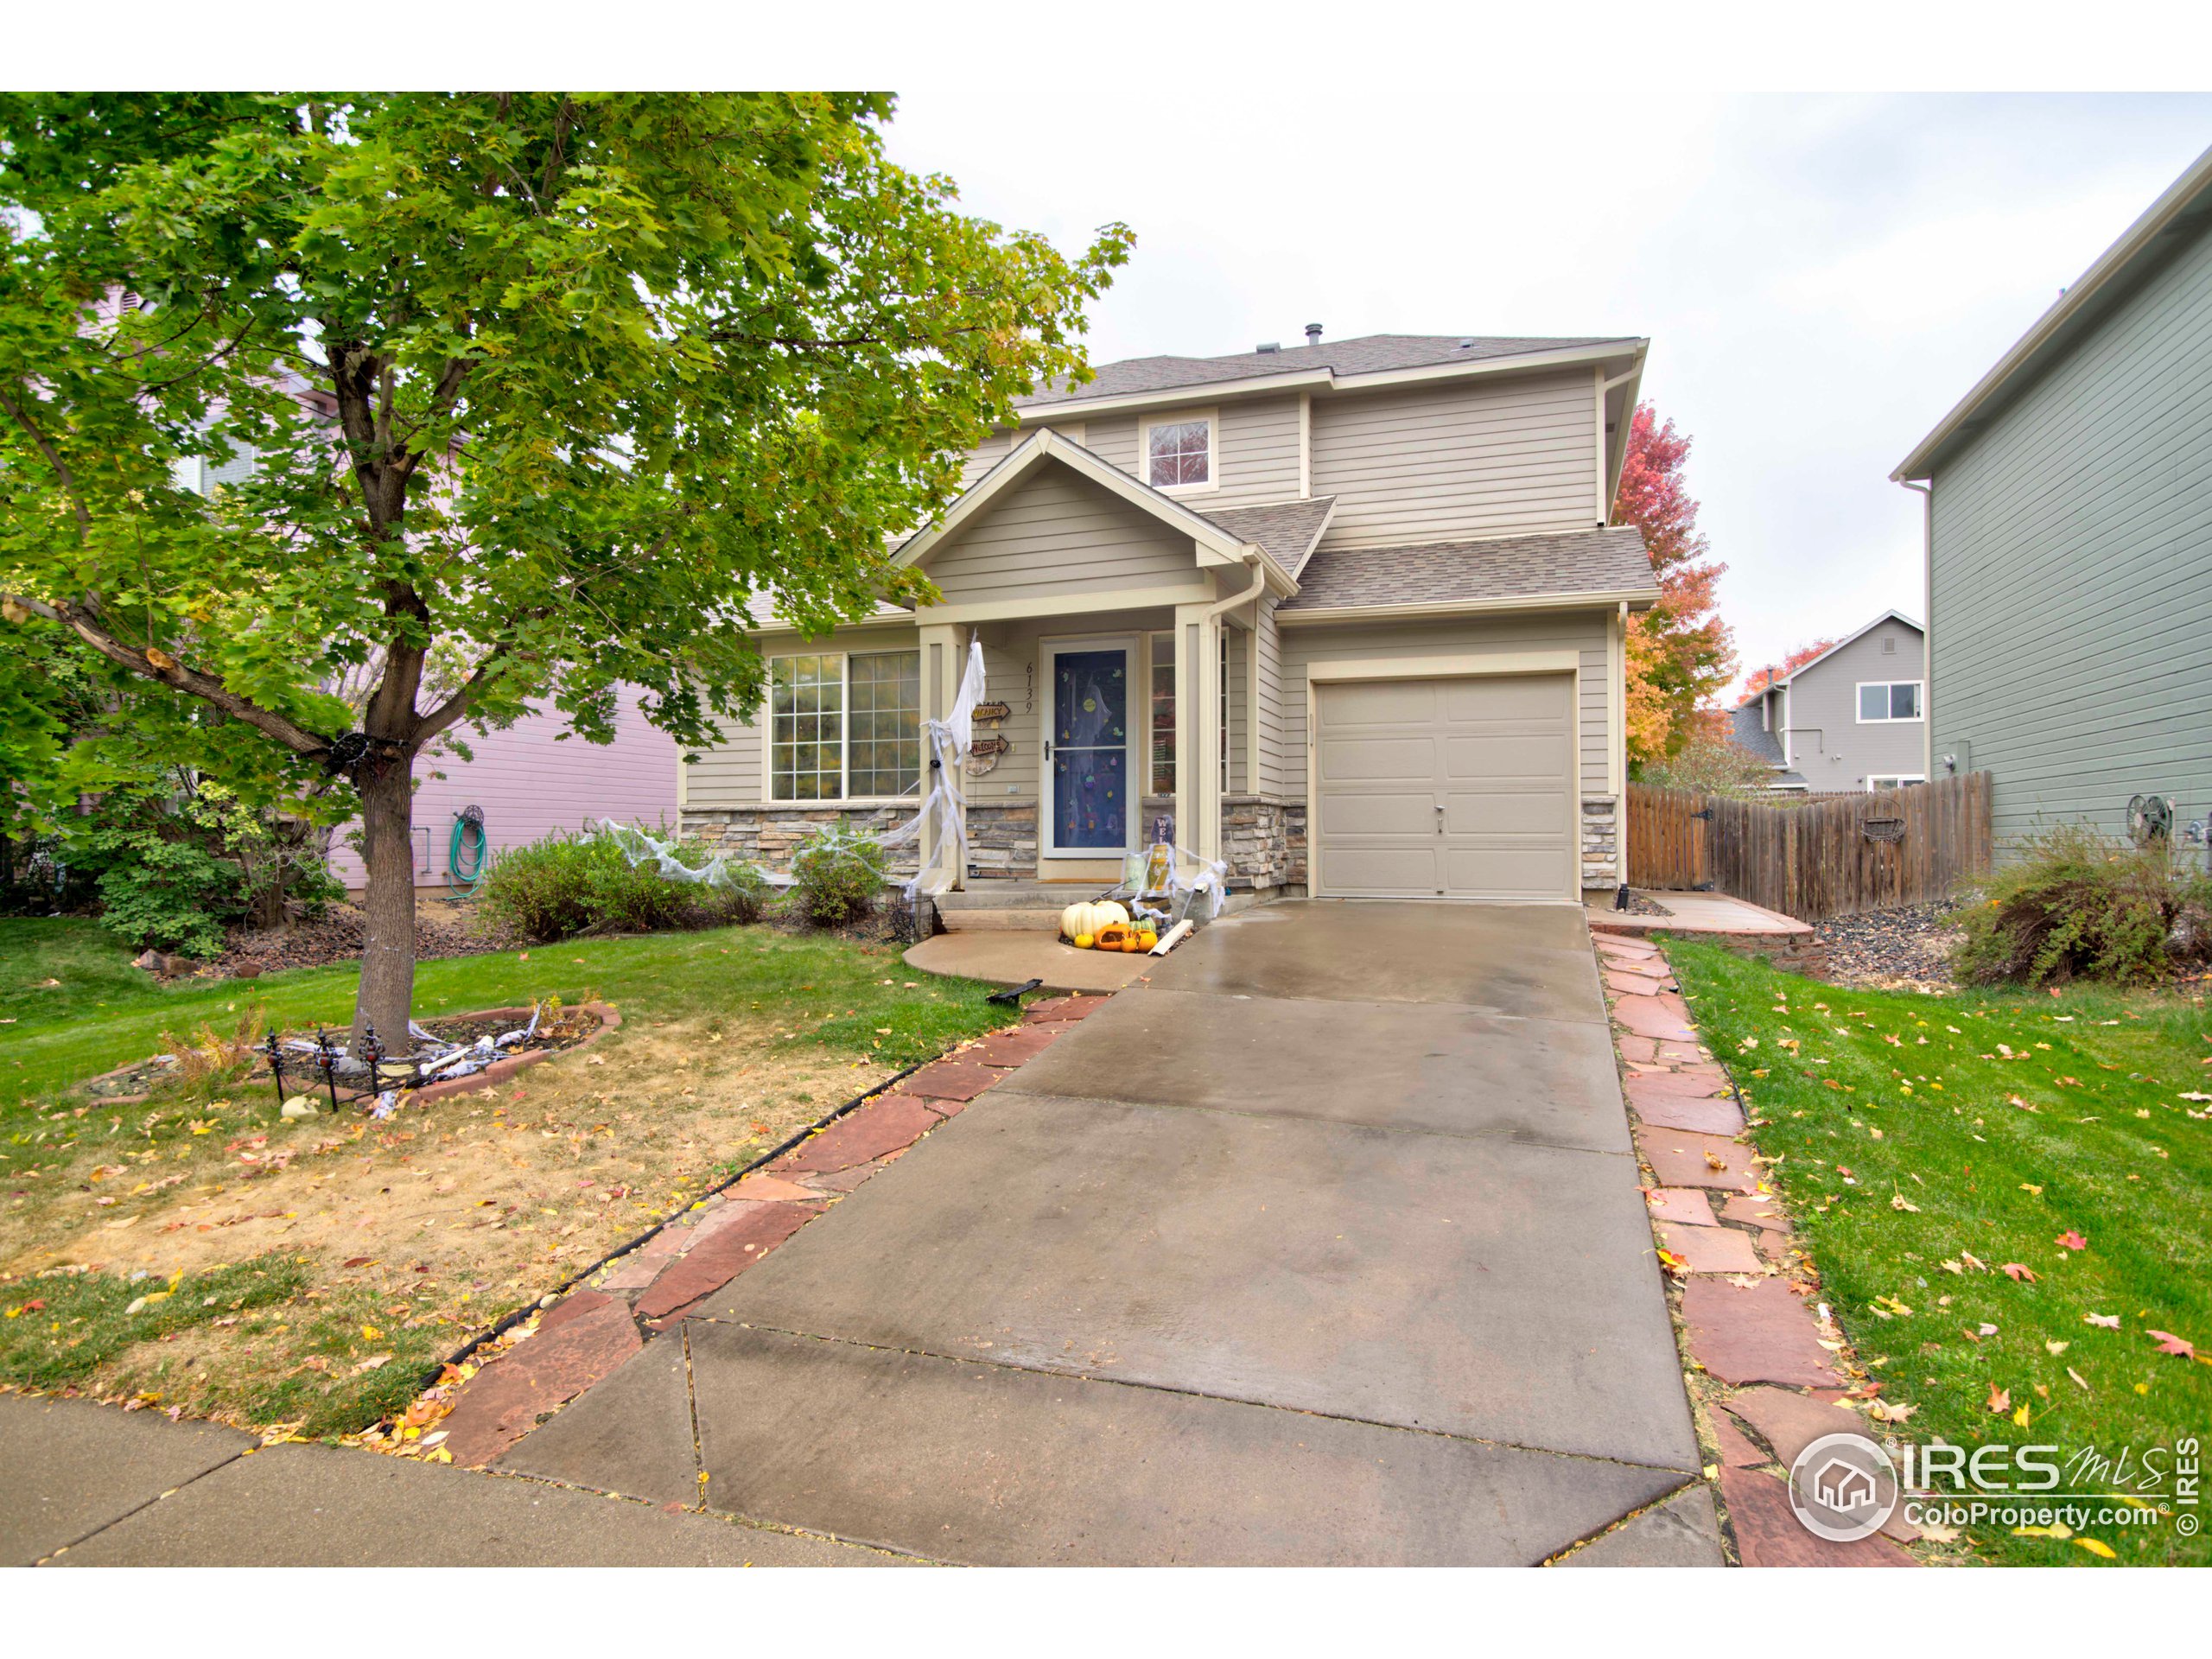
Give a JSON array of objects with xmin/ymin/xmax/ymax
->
[
  {"xmin": 1986, "ymin": 1383, "xmax": 2011, "ymax": 1414},
  {"xmin": 2045, "ymin": 1339, "xmax": 2069, "ymax": 1356},
  {"xmin": 2068, "ymin": 1367, "xmax": 2091, "ymax": 1391},
  {"xmin": 2018, "ymin": 1182, "xmax": 2043, "ymax": 1196},
  {"xmin": 353, "ymin": 1354, "xmax": 392, "ymax": 1374},
  {"xmin": 2146, "ymin": 1330, "xmax": 2197, "ymax": 1359},
  {"xmin": 2013, "ymin": 1402, "xmax": 2032, "ymax": 1428},
  {"xmin": 1866, "ymin": 1399, "xmax": 1917, "ymax": 1423},
  {"xmin": 1961, "ymin": 1251, "xmax": 1989, "ymax": 1272},
  {"xmin": 2084, "ymin": 1313, "xmax": 2121, "ymax": 1329},
  {"xmin": 2001, "ymin": 1262, "xmax": 2038, "ymax": 1282},
  {"xmin": 1891, "ymin": 1192, "xmax": 1920, "ymax": 1212},
  {"xmin": 2075, "ymin": 1537, "xmax": 2117, "ymax": 1560},
  {"xmin": 2013, "ymin": 1520, "xmax": 2071, "ymax": 1539},
  {"xmin": 2055, "ymin": 1230, "xmax": 2087, "ymax": 1251}
]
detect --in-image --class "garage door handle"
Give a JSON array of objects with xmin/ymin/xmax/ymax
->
[{"xmin": 1434, "ymin": 801, "xmax": 1445, "ymax": 835}]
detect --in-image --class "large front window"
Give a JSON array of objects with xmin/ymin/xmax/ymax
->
[
  {"xmin": 1857, "ymin": 681, "xmax": 1923, "ymax": 722},
  {"xmin": 769, "ymin": 651, "xmax": 921, "ymax": 801}
]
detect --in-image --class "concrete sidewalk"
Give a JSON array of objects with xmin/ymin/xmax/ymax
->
[{"xmin": 0, "ymin": 1393, "xmax": 903, "ymax": 1567}]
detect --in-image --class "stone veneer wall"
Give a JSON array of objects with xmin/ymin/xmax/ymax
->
[
  {"xmin": 1219, "ymin": 796, "xmax": 1306, "ymax": 893},
  {"xmin": 1581, "ymin": 796, "xmax": 1621, "ymax": 893},
  {"xmin": 681, "ymin": 805, "xmax": 919, "ymax": 876},
  {"xmin": 964, "ymin": 803, "xmax": 1038, "ymax": 881}
]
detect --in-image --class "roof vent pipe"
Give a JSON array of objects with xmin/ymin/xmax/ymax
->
[
  {"xmin": 1256, "ymin": 341, "xmax": 1279, "ymax": 353},
  {"xmin": 1305, "ymin": 322, "xmax": 1323, "ymax": 346}
]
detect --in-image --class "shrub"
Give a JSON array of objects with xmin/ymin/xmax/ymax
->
[
  {"xmin": 83, "ymin": 823, "xmax": 248, "ymax": 958},
  {"xmin": 1952, "ymin": 822, "xmax": 2212, "ymax": 986},
  {"xmin": 475, "ymin": 826, "xmax": 768, "ymax": 944},
  {"xmin": 787, "ymin": 826, "xmax": 887, "ymax": 925}
]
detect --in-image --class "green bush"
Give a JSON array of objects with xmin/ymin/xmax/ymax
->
[
  {"xmin": 1952, "ymin": 822, "xmax": 2212, "ymax": 986},
  {"xmin": 476, "ymin": 826, "xmax": 766, "ymax": 944},
  {"xmin": 80, "ymin": 820, "xmax": 248, "ymax": 958},
  {"xmin": 787, "ymin": 826, "xmax": 888, "ymax": 925}
]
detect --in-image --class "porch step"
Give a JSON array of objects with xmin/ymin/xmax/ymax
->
[
  {"xmin": 935, "ymin": 908, "xmax": 1064, "ymax": 932},
  {"xmin": 936, "ymin": 883, "xmax": 1114, "ymax": 933}
]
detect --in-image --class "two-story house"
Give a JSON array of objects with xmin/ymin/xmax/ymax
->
[
  {"xmin": 1728, "ymin": 611, "xmax": 1929, "ymax": 792},
  {"xmin": 680, "ymin": 331, "xmax": 1658, "ymax": 912}
]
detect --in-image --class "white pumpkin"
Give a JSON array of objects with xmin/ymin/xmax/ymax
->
[{"xmin": 1060, "ymin": 899, "xmax": 1128, "ymax": 942}]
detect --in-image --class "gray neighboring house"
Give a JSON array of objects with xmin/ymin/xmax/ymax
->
[
  {"xmin": 1729, "ymin": 611, "xmax": 1929, "ymax": 792},
  {"xmin": 1894, "ymin": 142, "xmax": 2212, "ymax": 849}
]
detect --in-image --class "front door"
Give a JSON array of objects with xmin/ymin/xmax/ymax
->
[{"xmin": 1043, "ymin": 637, "xmax": 1135, "ymax": 858}]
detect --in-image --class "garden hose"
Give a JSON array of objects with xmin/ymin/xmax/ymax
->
[{"xmin": 448, "ymin": 805, "xmax": 488, "ymax": 893}]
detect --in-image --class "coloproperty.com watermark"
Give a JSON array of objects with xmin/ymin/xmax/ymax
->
[{"xmin": 1788, "ymin": 1430, "xmax": 2202, "ymax": 1543}]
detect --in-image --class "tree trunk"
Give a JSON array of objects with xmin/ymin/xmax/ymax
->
[{"xmin": 351, "ymin": 752, "xmax": 417, "ymax": 1056}]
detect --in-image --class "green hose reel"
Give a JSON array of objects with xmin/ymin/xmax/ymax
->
[{"xmin": 448, "ymin": 805, "xmax": 488, "ymax": 892}]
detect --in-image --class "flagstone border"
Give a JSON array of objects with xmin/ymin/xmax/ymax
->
[
  {"xmin": 1592, "ymin": 930, "xmax": 1921, "ymax": 1568},
  {"xmin": 386, "ymin": 994, "xmax": 1115, "ymax": 1470}
]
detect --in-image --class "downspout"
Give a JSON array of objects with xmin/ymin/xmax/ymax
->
[
  {"xmin": 1205, "ymin": 549, "xmax": 1268, "ymax": 621},
  {"xmin": 1901, "ymin": 480, "xmax": 1933, "ymax": 782},
  {"xmin": 1197, "ymin": 552, "xmax": 1267, "ymax": 861}
]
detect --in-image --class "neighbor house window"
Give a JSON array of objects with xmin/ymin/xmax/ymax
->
[
  {"xmin": 1857, "ymin": 681, "xmax": 1923, "ymax": 722},
  {"xmin": 1867, "ymin": 775, "xmax": 1926, "ymax": 791},
  {"xmin": 769, "ymin": 650, "xmax": 922, "ymax": 801},
  {"xmin": 1149, "ymin": 632, "xmax": 1176, "ymax": 795},
  {"xmin": 1144, "ymin": 413, "xmax": 1214, "ymax": 490}
]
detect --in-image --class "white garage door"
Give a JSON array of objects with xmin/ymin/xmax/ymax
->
[{"xmin": 1313, "ymin": 673, "xmax": 1575, "ymax": 901}]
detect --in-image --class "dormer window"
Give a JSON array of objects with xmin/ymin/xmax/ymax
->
[{"xmin": 1143, "ymin": 412, "xmax": 1215, "ymax": 492}]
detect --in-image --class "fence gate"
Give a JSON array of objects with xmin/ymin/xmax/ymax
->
[{"xmin": 1625, "ymin": 772, "xmax": 1992, "ymax": 924}]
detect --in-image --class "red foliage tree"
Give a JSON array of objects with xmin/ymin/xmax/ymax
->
[
  {"xmin": 1739, "ymin": 638, "xmax": 1836, "ymax": 702},
  {"xmin": 1612, "ymin": 403, "xmax": 1735, "ymax": 765}
]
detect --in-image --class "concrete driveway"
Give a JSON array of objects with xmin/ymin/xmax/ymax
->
[{"xmin": 506, "ymin": 901, "xmax": 1713, "ymax": 1565}]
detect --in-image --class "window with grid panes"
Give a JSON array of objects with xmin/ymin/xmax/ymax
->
[{"xmin": 769, "ymin": 651, "xmax": 922, "ymax": 800}]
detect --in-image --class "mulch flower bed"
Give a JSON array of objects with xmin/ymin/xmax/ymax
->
[
  {"xmin": 1813, "ymin": 901, "xmax": 1963, "ymax": 988},
  {"xmin": 210, "ymin": 901, "xmax": 513, "ymax": 979}
]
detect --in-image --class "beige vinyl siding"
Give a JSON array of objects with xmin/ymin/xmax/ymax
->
[
  {"xmin": 1084, "ymin": 413, "xmax": 1138, "ymax": 471},
  {"xmin": 1280, "ymin": 609, "xmax": 1611, "ymax": 801},
  {"xmin": 1255, "ymin": 597, "xmax": 1286, "ymax": 796},
  {"xmin": 1783, "ymin": 626, "xmax": 1928, "ymax": 789},
  {"xmin": 1224, "ymin": 626, "xmax": 1248, "ymax": 793},
  {"xmin": 1308, "ymin": 370, "xmax": 1599, "ymax": 549},
  {"xmin": 682, "ymin": 625, "xmax": 922, "ymax": 810},
  {"xmin": 959, "ymin": 430, "xmax": 1014, "ymax": 491},
  {"xmin": 924, "ymin": 465, "xmax": 1206, "ymax": 607},
  {"xmin": 1205, "ymin": 395, "xmax": 1303, "ymax": 508},
  {"xmin": 1928, "ymin": 211, "xmax": 2212, "ymax": 848}
]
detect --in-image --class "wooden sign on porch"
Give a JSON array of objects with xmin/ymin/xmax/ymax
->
[
  {"xmin": 969, "ymin": 734, "xmax": 1011, "ymax": 758},
  {"xmin": 971, "ymin": 701, "xmax": 1011, "ymax": 723}
]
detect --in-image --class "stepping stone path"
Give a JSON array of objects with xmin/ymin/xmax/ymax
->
[
  {"xmin": 398, "ymin": 994, "xmax": 1114, "ymax": 1472},
  {"xmin": 1592, "ymin": 928, "xmax": 1921, "ymax": 1569}
]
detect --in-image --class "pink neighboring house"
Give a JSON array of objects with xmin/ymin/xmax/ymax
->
[{"xmin": 328, "ymin": 687, "xmax": 678, "ymax": 893}]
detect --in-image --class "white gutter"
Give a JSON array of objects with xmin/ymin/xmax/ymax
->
[
  {"xmin": 1205, "ymin": 551, "xmax": 1268, "ymax": 621},
  {"xmin": 1275, "ymin": 587, "xmax": 1661, "ymax": 626}
]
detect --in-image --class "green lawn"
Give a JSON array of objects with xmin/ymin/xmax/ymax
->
[
  {"xmin": 2, "ymin": 915, "xmax": 1006, "ymax": 1114},
  {"xmin": 1664, "ymin": 938, "xmax": 2212, "ymax": 1567}
]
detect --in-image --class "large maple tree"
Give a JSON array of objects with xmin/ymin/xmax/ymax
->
[
  {"xmin": 0, "ymin": 93, "xmax": 1129, "ymax": 1048},
  {"xmin": 1611, "ymin": 402, "xmax": 1735, "ymax": 766},
  {"xmin": 1740, "ymin": 637, "xmax": 1836, "ymax": 702}
]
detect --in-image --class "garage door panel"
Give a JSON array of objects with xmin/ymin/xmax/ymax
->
[
  {"xmin": 1322, "ymin": 791, "xmax": 1438, "ymax": 838},
  {"xmin": 1440, "ymin": 845, "xmax": 1568, "ymax": 897},
  {"xmin": 1319, "ymin": 736, "xmax": 1437, "ymax": 782},
  {"xmin": 1441, "ymin": 788, "xmax": 1565, "ymax": 836},
  {"xmin": 1315, "ymin": 673, "xmax": 1573, "ymax": 903},
  {"xmin": 1440, "ymin": 676, "xmax": 1567, "ymax": 722},
  {"xmin": 1320, "ymin": 843, "xmax": 1440, "ymax": 895},
  {"xmin": 1321, "ymin": 679, "xmax": 1440, "ymax": 726},
  {"xmin": 1440, "ymin": 734, "xmax": 1571, "ymax": 779}
]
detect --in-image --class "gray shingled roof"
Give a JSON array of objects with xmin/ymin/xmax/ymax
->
[
  {"xmin": 1199, "ymin": 498, "xmax": 1337, "ymax": 577},
  {"xmin": 1278, "ymin": 525, "xmax": 1655, "ymax": 612},
  {"xmin": 1018, "ymin": 334, "xmax": 1637, "ymax": 408},
  {"xmin": 1728, "ymin": 701, "xmax": 1786, "ymax": 767}
]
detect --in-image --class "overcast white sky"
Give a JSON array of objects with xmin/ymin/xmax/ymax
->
[{"xmin": 885, "ymin": 92, "xmax": 2212, "ymax": 699}]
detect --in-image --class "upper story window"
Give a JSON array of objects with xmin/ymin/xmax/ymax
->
[
  {"xmin": 1143, "ymin": 412, "xmax": 1216, "ymax": 493},
  {"xmin": 1857, "ymin": 680, "xmax": 1923, "ymax": 722},
  {"xmin": 768, "ymin": 649, "xmax": 922, "ymax": 802}
]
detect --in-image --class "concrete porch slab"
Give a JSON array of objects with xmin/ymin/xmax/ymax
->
[
  {"xmin": 903, "ymin": 931, "xmax": 1152, "ymax": 995},
  {"xmin": 1589, "ymin": 891, "xmax": 1811, "ymax": 938},
  {"xmin": 684, "ymin": 1321, "xmax": 1685, "ymax": 1567},
  {"xmin": 995, "ymin": 985, "xmax": 1631, "ymax": 1153},
  {"xmin": 695, "ymin": 1090, "xmax": 1699, "ymax": 1471}
]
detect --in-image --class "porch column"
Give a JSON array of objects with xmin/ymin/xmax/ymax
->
[
  {"xmin": 1173, "ymin": 601, "xmax": 1224, "ymax": 863},
  {"xmin": 917, "ymin": 621, "xmax": 963, "ymax": 892}
]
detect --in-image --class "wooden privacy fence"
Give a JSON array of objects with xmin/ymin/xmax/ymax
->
[{"xmin": 1626, "ymin": 772, "xmax": 1993, "ymax": 924}]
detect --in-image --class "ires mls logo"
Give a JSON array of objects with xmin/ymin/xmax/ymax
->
[{"xmin": 1789, "ymin": 1433, "xmax": 1900, "ymax": 1543}]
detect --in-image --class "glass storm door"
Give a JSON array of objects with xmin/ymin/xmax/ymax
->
[{"xmin": 1046, "ymin": 641, "xmax": 1132, "ymax": 855}]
